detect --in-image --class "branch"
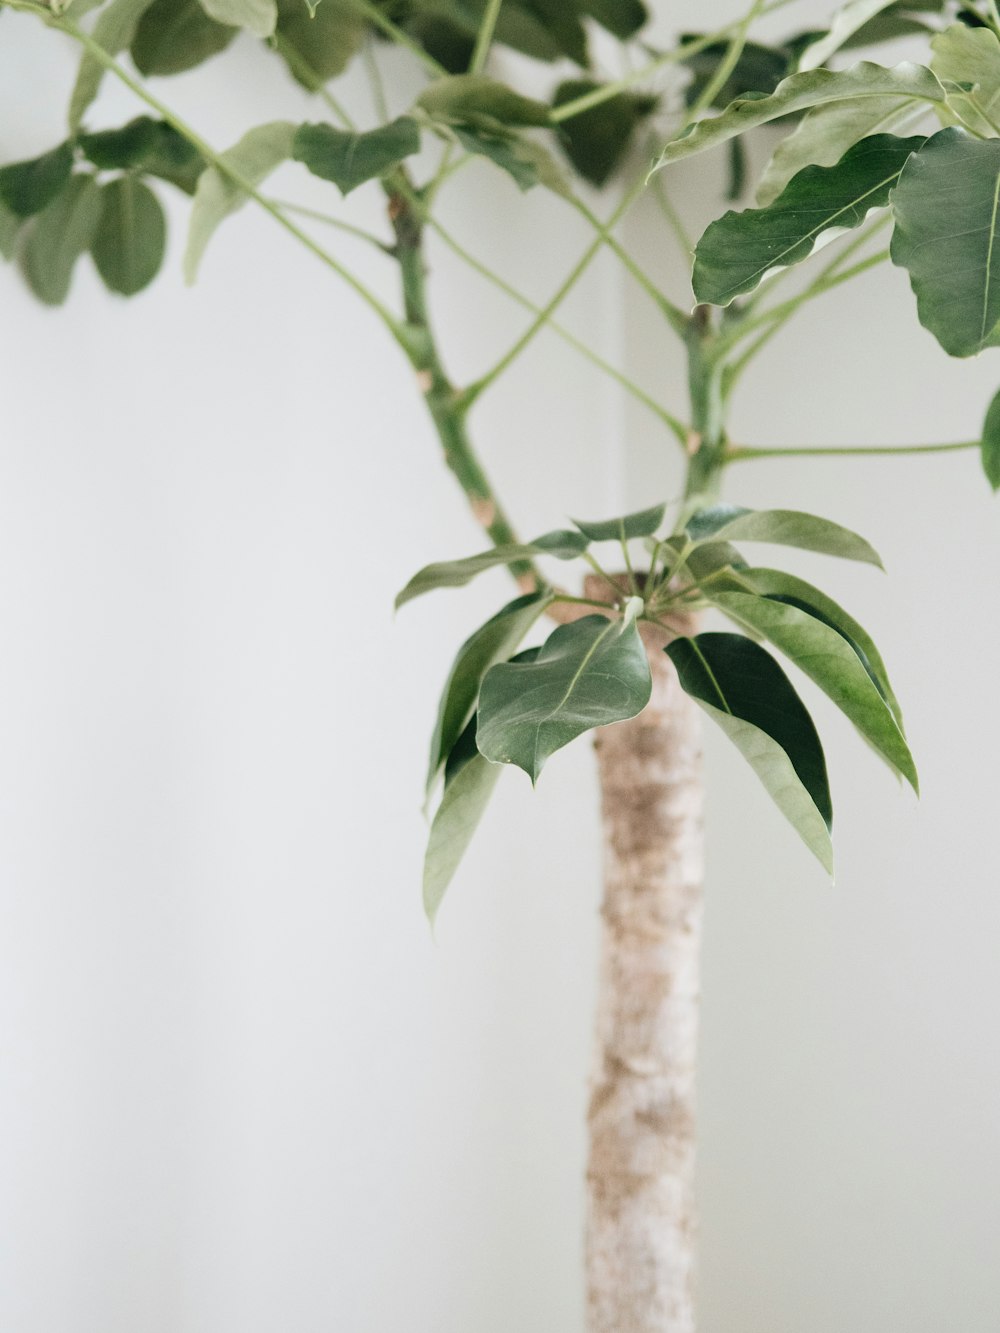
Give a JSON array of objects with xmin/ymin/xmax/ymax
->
[{"xmin": 727, "ymin": 441, "xmax": 979, "ymax": 462}]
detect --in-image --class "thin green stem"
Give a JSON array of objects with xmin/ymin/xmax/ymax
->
[
  {"xmin": 470, "ymin": 0, "xmax": 504, "ymax": 73},
  {"xmin": 619, "ymin": 535, "xmax": 638, "ymax": 595},
  {"xmin": 267, "ymin": 197, "xmax": 391, "ymax": 251},
  {"xmin": 647, "ymin": 158, "xmax": 693, "ymax": 257},
  {"xmin": 728, "ymin": 440, "xmax": 978, "ymax": 462},
  {"xmin": 363, "ymin": 37, "xmax": 391, "ymax": 124},
  {"xmin": 553, "ymin": 593, "xmax": 618, "ymax": 610},
  {"xmin": 689, "ymin": 0, "xmax": 765, "ymax": 120},
  {"xmin": 582, "ymin": 551, "xmax": 626, "ymax": 601},
  {"xmin": 272, "ymin": 33, "xmax": 355, "ymax": 128},
  {"xmin": 348, "ymin": 0, "xmax": 447, "ymax": 77}
]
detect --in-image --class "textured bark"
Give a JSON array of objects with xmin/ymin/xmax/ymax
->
[{"xmin": 584, "ymin": 583, "xmax": 705, "ymax": 1333}]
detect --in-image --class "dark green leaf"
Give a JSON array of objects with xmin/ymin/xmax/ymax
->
[
  {"xmin": 21, "ymin": 174, "xmax": 102, "ymax": 305},
  {"xmin": 0, "ymin": 143, "xmax": 73, "ymax": 218},
  {"xmin": 890, "ymin": 128, "xmax": 1000, "ymax": 358},
  {"xmin": 577, "ymin": 0, "xmax": 647, "ymax": 38},
  {"xmin": 694, "ymin": 134, "xmax": 923, "ymax": 306},
  {"xmin": 0, "ymin": 199, "xmax": 22, "ymax": 259},
  {"xmin": 452, "ymin": 126, "xmax": 567, "ymax": 193},
  {"xmin": 686, "ymin": 505, "xmax": 883, "ymax": 567},
  {"xmin": 981, "ymin": 387, "xmax": 1000, "ymax": 491},
  {"xmin": 477, "ymin": 614, "xmax": 652, "ymax": 782},
  {"xmin": 666, "ymin": 631, "xmax": 833, "ymax": 873},
  {"xmin": 131, "ymin": 0, "xmax": 238, "ymax": 77},
  {"xmin": 274, "ymin": 0, "xmax": 366, "ymax": 87},
  {"xmin": 78, "ymin": 117, "xmax": 204, "ymax": 194},
  {"xmin": 682, "ymin": 37, "xmax": 790, "ymax": 111},
  {"xmin": 417, "ymin": 75, "xmax": 552, "ymax": 129},
  {"xmin": 573, "ymin": 501, "xmax": 666, "ymax": 542},
  {"xmin": 552, "ymin": 80, "xmax": 657, "ymax": 187},
  {"xmin": 90, "ymin": 177, "xmax": 166, "ymax": 295},
  {"xmin": 710, "ymin": 590, "xmax": 917, "ymax": 791},
  {"xmin": 293, "ymin": 118, "xmax": 420, "ymax": 195}
]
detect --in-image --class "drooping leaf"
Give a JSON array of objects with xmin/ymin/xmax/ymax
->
[
  {"xmin": 655, "ymin": 61, "xmax": 945, "ymax": 169},
  {"xmin": 0, "ymin": 199, "xmax": 22, "ymax": 260},
  {"xmin": 686, "ymin": 505, "xmax": 883, "ymax": 567},
  {"xmin": 184, "ymin": 121, "xmax": 295, "ymax": 282},
  {"xmin": 395, "ymin": 532, "xmax": 583, "ymax": 608},
  {"xmin": 930, "ymin": 23, "xmax": 1000, "ymax": 138},
  {"xmin": 293, "ymin": 119, "xmax": 421, "ymax": 195},
  {"xmin": 131, "ymin": 0, "xmax": 238, "ymax": 77},
  {"xmin": 710, "ymin": 590, "xmax": 918, "ymax": 790},
  {"xmin": 694, "ymin": 134, "xmax": 923, "ymax": 305},
  {"xmin": 423, "ymin": 747, "xmax": 501, "ymax": 925},
  {"xmin": 197, "ymin": 0, "xmax": 275, "ymax": 36},
  {"xmin": 417, "ymin": 75, "xmax": 552, "ymax": 129},
  {"xmin": 21, "ymin": 174, "xmax": 102, "ymax": 305},
  {"xmin": 274, "ymin": 0, "xmax": 366, "ymax": 88},
  {"xmin": 0, "ymin": 143, "xmax": 73, "ymax": 218},
  {"xmin": 476, "ymin": 614, "xmax": 652, "ymax": 782},
  {"xmin": 757, "ymin": 92, "xmax": 931, "ymax": 204},
  {"xmin": 666, "ymin": 631, "xmax": 833, "ymax": 874},
  {"xmin": 573, "ymin": 501, "xmax": 667, "ymax": 542},
  {"xmin": 890, "ymin": 128, "xmax": 1000, "ymax": 357},
  {"xmin": 78, "ymin": 117, "xmax": 204, "ymax": 194},
  {"xmin": 90, "ymin": 177, "xmax": 166, "ymax": 295},
  {"xmin": 426, "ymin": 592, "xmax": 552, "ymax": 792},
  {"xmin": 452, "ymin": 126, "xmax": 568, "ymax": 193},
  {"xmin": 69, "ymin": 0, "xmax": 158, "ymax": 131},
  {"xmin": 797, "ymin": 0, "xmax": 902, "ymax": 71},
  {"xmin": 981, "ymin": 387, "xmax": 1000, "ymax": 491},
  {"xmin": 552, "ymin": 80, "xmax": 657, "ymax": 187}
]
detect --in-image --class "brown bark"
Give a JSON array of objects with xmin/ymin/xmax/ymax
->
[{"xmin": 584, "ymin": 581, "xmax": 705, "ymax": 1333}]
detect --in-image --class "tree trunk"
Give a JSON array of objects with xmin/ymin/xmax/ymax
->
[{"xmin": 584, "ymin": 586, "xmax": 705, "ymax": 1333}]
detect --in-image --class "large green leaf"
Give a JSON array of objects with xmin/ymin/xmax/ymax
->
[
  {"xmin": 890, "ymin": 128, "xmax": 1000, "ymax": 357},
  {"xmin": 0, "ymin": 199, "xmax": 22, "ymax": 260},
  {"xmin": 423, "ymin": 747, "xmax": 501, "ymax": 926},
  {"xmin": 981, "ymin": 387, "xmax": 1000, "ymax": 491},
  {"xmin": 184, "ymin": 121, "xmax": 295, "ymax": 282},
  {"xmin": 293, "ymin": 119, "xmax": 421, "ymax": 195},
  {"xmin": 577, "ymin": 0, "xmax": 647, "ymax": 39},
  {"xmin": 655, "ymin": 61, "xmax": 945, "ymax": 169},
  {"xmin": 797, "ymin": 0, "xmax": 901, "ymax": 71},
  {"xmin": 198, "ymin": 0, "xmax": 275, "ymax": 36},
  {"xmin": 79, "ymin": 118, "xmax": 204, "ymax": 194},
  {"xmin": 69, "ymin": 0, "xmax": 158, "ymax": 131},
  {"xmin": 694, "ymin": 134, "xmax": 923, "ymax": 305},
  {"xmin": 476, "ymin": 614, "xmax": 652, "ymax": 782},
  {"xmin": 686, "ymin": 505, "xmax": 883, "ymax": 567},
  {"xmin": 0, "ymin": 143, "xmax": 73, "ymax": 218},
  {"xmin": 426, "ymin": 592, "xmax": 551, "ymax": 792},
  {"xmin": 757, "ymin": 93, "xmax": 930, "ymax": 205},
  {"xmin": 417, "ymin": 75, "xmax": 552, "ymax": 129},
  {"xmin": 21, "ymin": 174, "xmax": 102, "ymax": 305},
  {"xmin": 395, "ymin": 531, "xmax": 586, "ymax": 608},
  {"xmin": 573, "ymin": 501, "xmax": 666, "ymax": 542},
  {"xmin": 930, "ymin": 22, "xmax": 1000, "ymax": 138},
  {"xmin": 666, "ymin": 632, "xmax": 833, "ymax": 874},
  {"xmin": 710, "ymin": 590, "xmax": 918, "ymax": 790},
  {"xmin": 274, "ymin": 0, "xmax": 366, "ymax": 87},
  {"xmin": 130, "ymin": 0, "xmax": 238, "ymax": 77},
  {"xmin": 90, "ymin": 177, "xmax": 166, "ymax": 295},
  {"xmin": 552, "ymin": 80, "xmax": 657, "ymax": 187}
]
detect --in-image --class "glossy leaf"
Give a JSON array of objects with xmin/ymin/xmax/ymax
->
[
  {"xmin": 981, "ymin": 387, "xmax": 1000, "ymax": 491},
  {"xmin": 274, "ymin": 0, "xmax": 366, "ymax": 88},
  {"xmin": 78, "ymin": 117, "xmax": 204, "ymax": 194},
  {"xmin": 396, "ymin": 532, "xmax": 584, "ymax": 607},
  {"xmin": 930, "ymin": 23, "xmax": 1000, "ymax": 138},
  {"xmin": 198, "ymin": 0, "xmax": 275, "ymax": 36},
  {"xmin": 184, "ymin": 121, "xmax": 295, "ymax": 282},
  {"xmin": 293, "ymin": 119, "xmax": 421, "ymax": 195},
  {"xmin": 553, "ymin": 81, "xmax": 657, "ymax": 187},
  {"xmin": 710, "ymin": 591, "xmax": 918, "ymax": 790},
  {"xmin": 573, "ymin": 501, "xmax": 667, "ymax": 542},
  {"xmin": 666, "ymin": 632, "xmax": 833, "ymax": 874},
  {"xmin": 426, "ymin": 592, "xmax": 552, "ymax": 792},
  {"xmin": 477, "ymin": 614, "xmax": 652, "ymax": 782},
  {"xmin": 90, "ymin": 177, "xmax": 166, "ymax": 295},
  {"xmin": 417, "ymin": 75, "xmax": 552, "ymax": 129},
  {"xmin": 0, "ymin": 143, "xmax": 73, "ymax": 218},
  {"xmin": 423, "ymin": 748, "xmax": 501, "ymax": 926},
  {"xmin": 797, "ymin": 0, "xmax": 901, "ymax": 71},
  {"xmin": 694, "ymin": 134, "xmax": 922, "ymax": 305},
  {"xmin": 655, "ymin": 61, "xmax": 945, "ymax": 169},
  {"xmin": 69, "ymin": 0, "xmax": 157, "ymax": 131},
  {"xmin": 131, "ymin": 0, "xmax": 237, "ymax": 77},
  {"xmin": 686, "ymin": 505, "xmax": 883, "ymax": 567},
  {"xmin": 890, "ymin": 128, "xmax": 1000, "ymax": 357},
  {"xmin": 21, "ymin": 175, "xmax": 102, "ymax": 305}
]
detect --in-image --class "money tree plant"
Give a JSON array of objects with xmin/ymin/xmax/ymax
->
[{"xmin": 3, "ymin": 0, "xmax": 999, "ymax": 1328}]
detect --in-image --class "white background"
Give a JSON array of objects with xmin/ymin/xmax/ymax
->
[{"xmin": 1, "ymin": 3, "xmax": 998, "ymax": 1331}]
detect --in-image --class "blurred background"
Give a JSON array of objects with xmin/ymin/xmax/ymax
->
[{"xmin": 1, "ymin": 2, "xmax": 998, "ymax": 1330}]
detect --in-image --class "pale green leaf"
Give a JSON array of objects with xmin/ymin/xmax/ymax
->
[
  {"xmin": 423, "ymin": 750, "xmax": 501, "ymax": 926},
  {"xmin": 930, "ymin": 23, "xmax": 1000, "ymax": 138},
  {"xmin": 69, "ymin": 0, "xmax": 157, "ymax": 132},
  {"xmin": 395, "ymin": 532, "xmax": 585, "ymax": 608},
  {"xmin": 687, "ymin": 505, "xmax": 883, "ymax": 567},
  {"xmin": 417, "ymin": 75, "xmax": 552, "ymax": 129},
  {"xmin": 21, "ymin": 174, "xmax": 102, "ymax": 305},
  {"xmin": 797, "ymin": 0, "xmax": 901, "ymax": 72},
  {"xmin": 198, "ymin": 0, "xmax": 275, "ymax": 35},
  {"xmin": 573, "ymin": 501, "xmax": 667, "ymax": 542}
]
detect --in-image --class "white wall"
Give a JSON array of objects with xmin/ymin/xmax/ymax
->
[{"xmin": 1, "ymin": 5, "xmax": 998, "ymax": 1333}]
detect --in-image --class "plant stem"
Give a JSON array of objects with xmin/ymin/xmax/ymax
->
[
  {"xmin": 273, "ymin": 33, "xmax": 355, "ymax": 127},
  {"xmin": 688, "ymin": 0, "xmax": 765, "ymax": 119},
  {"xmin": 469, "ymin": 0, "xmax": 504, "ymax": 73},
  {"xmin": 269, "ymin": 197, "xmax": 391, "ymax": 251},
  {"xmin": 348, "ymin": 0, "xmax": 447, "ymax": 77},
  {"xmin": 727, "ymin": 440, "xmax": 979, "ymax": 462}
]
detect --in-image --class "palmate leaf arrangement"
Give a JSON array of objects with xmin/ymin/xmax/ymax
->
[{"xmin": 3, "ymin": 0, "xmax": 1000, "ymax": 921}]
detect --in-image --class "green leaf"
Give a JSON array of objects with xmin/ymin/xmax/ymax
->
[
  {"xmin": 90, "ymin": 177, "xmax": 166, "ymax": 295},
  {"xmin": 576, "ymin": 0, "xmax": 647, "ymax": 39},
  {"xmin": 78, "ymin": 117, "xmax": 204, "ymax": 194},
  {"xmin": 395, "ymin": 532, "xmax": 585, "ymax": 608},
  {"xmin": 710, "ymin": 591, "xmax": 918, "ymax": 791},
  {"xmin": 274, "ymin": 0, "xmax": 366, "ymax": 88},
  {"xmin": 69, "ymin": 0, "xmax": 158, "ymax": 132},
  {"xmin": 890, "ymin": 128, "xmax": 1000, "ymax": 357},
  {"xmin": 573, "ymin": 501, "xmax": 667, "ymax": 542},
  {"xmin": 757, "ymin": 92, "xmax": 930, "ymax": 205},
  {"xmin": 655, "ymin": 61, "xmax": 945, "ymax": 169},
  {"xmin": 417, "ymin": 75, "xmax": 552, "ymax": 129},
  {"xmin": 0, "ymin": 199, "xmax": 22, "ymax": 260},
  {"xmin": 452, "ymin": 127, "xmax": 568, "ymax": 193},
  {"xmin": 197, "ymin": 0, "xmax": 275, "ymax": 35},
  {"xmin": 694, "ymin": 134, "xmax": 923, "ymax": 306},
  {"xmin": 981, "ymin": 387, "xmax": 1000, "ymax": 491},
  {"xmin": 423, "ymin": 748, "xmax": 500, "ymax": 925},
  {"xmin": 293, "ymin": 119, "xmax": 420, "ymax": 195},
  {"xmin": 797, "ymin": 0, "xmax": 902, "ymax": 72},
  {"xmin": 552, "ymin": 80, "xmax": 657, "ymax": 187},
  {"xmin": 21, "ymin": 174, "xmax": 102, "ymax": 305},
  {"xmin": 130, "ymin": 0, "xmax": 238, "ymax": 77},
  {"xmin": 666, "ymin": 632, "xmax": 833, "ymax": 874},
  {"xmin": 426, "ymin": 592, "xmax": 552, "ymax": 793},
  {"xmin": 930, "ymin": 23, "xmax": 1000, "ymax": 138},
  {"xmin": 184, "ymin": 121, "xmax": 295, "ymax": 283},
  {"xmin": 686, "ymin": 505, "xmax": 883, "ymax": 567},
  {"xmin": 0, "ymin": 143, "xmax": 73, "ymax": 218},
  {"xmin": 682, "ymin": 37, "xmax": 791, "ymax": 112},
  {"xmin": 477, "ymin": 614, "xmax": 652, "ymax": 782}
]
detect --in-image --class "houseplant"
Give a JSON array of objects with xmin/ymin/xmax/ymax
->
[{"xmin": 2, "ymin": 0, "xmax": 998, "ymax": 1327}]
